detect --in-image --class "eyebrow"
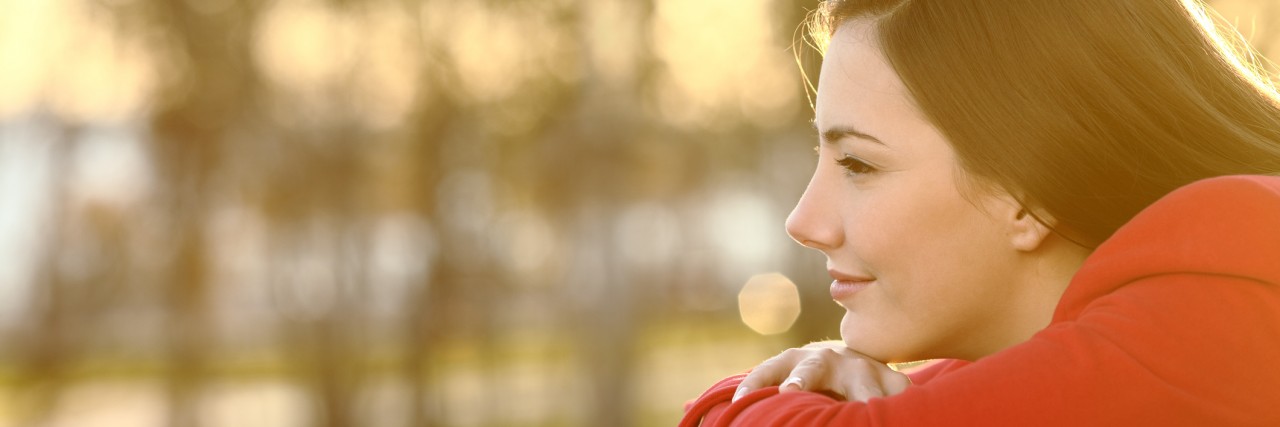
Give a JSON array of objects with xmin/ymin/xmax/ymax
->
[{"xmin": 812, "ymin": 122, "xmax": 885, "ymax": 145}]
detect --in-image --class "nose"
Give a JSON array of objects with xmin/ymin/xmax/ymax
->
[{"xmin": 785, "ymin": 169, "xmax": 844, "ymax": 251}]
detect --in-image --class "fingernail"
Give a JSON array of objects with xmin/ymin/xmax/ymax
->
[
  {"xmin": 733, "ymin": 386, "xmax": 748, "ymax": 402},
  {"xmin": 781, "ymin": 376, "xmax": 804, "ymax": 391}
]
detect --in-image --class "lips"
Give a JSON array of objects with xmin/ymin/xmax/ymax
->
[{"xmin": 828, "ymin": 269, "xmax": 875, "ymax": 302}]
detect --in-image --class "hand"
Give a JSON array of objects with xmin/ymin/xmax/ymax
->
[{"xmin": 733, "ymin": 341, "xmax": 911, "ymax": 403}]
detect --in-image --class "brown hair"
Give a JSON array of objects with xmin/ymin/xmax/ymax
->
[{"xmin": 808, "ymin": 0, "xmax": 1280, "ymax": 247}]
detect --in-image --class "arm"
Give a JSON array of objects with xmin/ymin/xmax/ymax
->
[
  {"xmin": 683, "ymin": 176, "xmax": 1280, "ymax": 426},
  {"xmin": 733, "ymin": 341, "xmax": 911, "ymax": 402},
  {"xmin": 685, "ymin": 273, "xmax": 1280, "ymax": 426}
]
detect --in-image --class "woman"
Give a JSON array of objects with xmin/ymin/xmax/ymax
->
[{"xmin": 681, "ymin": 0, "xmax": 1280, "ymax": 425}]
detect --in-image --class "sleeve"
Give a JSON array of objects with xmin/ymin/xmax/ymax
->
[
  {"xmin": 679, "ymin": 175, "xmax": 1280, "ymax": 427},
  {"xmin": 901, "ymin": 359, "xmax": 966, "ymax": 385},
  {"xmin": 683, "ymin": 274, "xmax": 1280, "ymax": 426}
]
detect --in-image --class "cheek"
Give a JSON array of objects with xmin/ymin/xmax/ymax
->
[
  {"xmin": 845, "ymin": 183, "xmax": 1006, "ymax": 305},
  {"xmin": 844, "ymin": 185, "xmax": 958, "ymax": 274},
  {"xmin": 840, "ymin": 187, "xmax": 1011, "ymax": 359}
]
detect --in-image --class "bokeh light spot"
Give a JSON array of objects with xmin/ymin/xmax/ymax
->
[
  {"xmin": 737, "ymin": 272, "xmax": 801, "ymax": 335},
  {"xmin": 702, "ymin": 185, "xmax": 785, "ymax": 284},
  {"xmin": 252, "ymin": 0, "xmax": 358, "ymax": 93},
  {"xmin": 651, "ymin": 0, "xmax": 800, "ymax": 128}
]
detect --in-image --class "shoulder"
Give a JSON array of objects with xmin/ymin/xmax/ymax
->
[
  {"xmin": 1141, "ymin": 174, "xmax": 1280, "ymax": 218},
  {"xmin": 1112, "ymin": 174, "xmax": 1280, "ymax": 255},
  {"xmin": 1091, "ymin": 174, "xmax": 1280, "ymax": 273},
  {"xmin": 1056, "ymin": 175, "xmax": 1280, "ymax": 319}
]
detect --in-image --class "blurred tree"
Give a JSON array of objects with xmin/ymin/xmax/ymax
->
[
  {"xmin": 137, "ymin": 0, "xmax": 259, "ymax": 425},
  {"xmin": 0, "ymin": 0, "xmax": 1273, "ymax": 426},
  {"xmin": 13, "ymin": 124, "xmax": 76, "ymax": 427}
]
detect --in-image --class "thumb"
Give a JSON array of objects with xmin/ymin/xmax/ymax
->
[{"xmin": 879, "ymin": 369, "xmax": 911, "ymax": 396}]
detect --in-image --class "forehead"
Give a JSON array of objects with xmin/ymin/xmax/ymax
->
[{"xmin": 815, "ymin": 20, "xmax": 918, "ymax": 128}]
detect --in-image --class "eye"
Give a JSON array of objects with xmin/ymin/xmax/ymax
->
[{"xmin": 836, "ymin": 154, "xmax": 878, "ymax": 176}]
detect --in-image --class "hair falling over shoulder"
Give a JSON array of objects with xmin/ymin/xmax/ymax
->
[{"xmin": 806, "ymin": 0, "xmax": 1280, "ymax": 248}]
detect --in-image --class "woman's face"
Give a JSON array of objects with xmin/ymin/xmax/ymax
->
[{"xmin": 787, "ymin": 21, "xmax": 1034, "ymax": 362}]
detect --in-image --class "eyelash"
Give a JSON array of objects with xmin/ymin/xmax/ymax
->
[{"xmin": 836, "ymin": 154, "xmax": 878, "ymax": 176}]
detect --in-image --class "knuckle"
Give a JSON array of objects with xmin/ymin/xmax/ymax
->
[
  {"xmin": 849, "ymin": 357, "xmax": 871, "ymax": 368},
  {"xmin": 795, "ymin": 357, "xmax": 826, "ymax": 370},
  {"xmin": 851, "ymin": 382, "xmax": 882, "ymax": 399}
]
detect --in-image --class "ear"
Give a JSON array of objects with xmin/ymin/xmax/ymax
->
[{"xmin": 1009, "ymin": 207, "xmax": 1054, "ymax": 252}]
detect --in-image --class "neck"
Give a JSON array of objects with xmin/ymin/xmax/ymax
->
[{"xmin": 973, "ymin": 235, "xmax": 1091, "ymax": 360}]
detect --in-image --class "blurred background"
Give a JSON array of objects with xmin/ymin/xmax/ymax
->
[{"xmin": 0, "ymin": 0, "xmax": 1275, "ymax": 426}]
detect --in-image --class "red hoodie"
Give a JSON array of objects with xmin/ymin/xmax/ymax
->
[{"xmin": 681, "ymin": 175, "xmax": 1280, "ymax": 426}]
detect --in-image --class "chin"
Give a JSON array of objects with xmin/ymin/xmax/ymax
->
[
  {"xmin": 840, "ymin": 315, "xmax": 899, "ymax": 363},
  {"xmin": 840, "ymin": 313, "xmax": 935, "ymax": 363}
]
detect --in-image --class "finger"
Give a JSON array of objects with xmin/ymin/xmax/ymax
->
[
  {"xmin": 848, "ymin": 380, "xmax": 886, "ymax": 402},
  {"xmin": 878, "ymin": 369, "xmax": 912, "ymax": 396},
  {"xmin": 837, "ymin": 358, "xmax": 886, "ymax": 402},
  {"xmin": 800, "ymin": 340, "xmax": 845, "ymax": 350},
  {"xmin": 779, "ymin": 375, "xmax": 805, "ymax": 392},
  {"xmin": 735, "ymin": 350, "xmax": 801, "ymax": 401},
  {"xmin": 778, "ymin": 352, "xmax": 831, "ymax": 394}
]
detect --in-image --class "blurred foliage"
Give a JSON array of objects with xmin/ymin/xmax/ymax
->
[{"xmin": 0, "ymin": 0, "xmax": 1274, "ymax": 426}]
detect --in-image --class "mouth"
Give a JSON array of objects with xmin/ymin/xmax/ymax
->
[{"xmin": 828, "ymin": 269, "xmax": 875, "ymax": 302}]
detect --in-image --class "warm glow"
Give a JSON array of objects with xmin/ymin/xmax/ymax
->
[
  {"xmin": 0, "ymin": 0, "xmax": 154, "ymax": 122},
  {"xmin": 1184, "ymin": 0, "xmax": 1280, "ymax": 97},
  {"xmin": 253, "ymin": 0, "xmax": 425, "ymax": 128},
  {"xmin": 1, "ymin": 1, "xmax": 1274, "ymax": 426},
  {"xmin": 43, "ymin": 382, "xmax": 166, "ymax": 427},
  {"xmin": 349, "ymin": 3, "xmax": 422, "ymax": 129},
  {"xmin": 199, "ymin": 382, "xmax": 312, "ymax": 427},
  {"xmin": 652, "ymin": 0, "xmax": 799, "ymax": 128},
  {"xmin": 738, "ymin": 272, "xmax": 802, "ymax": 335},
  {"xmin": 584, "ymin": 0, "xmax": 644, "ymax": 85},
  {"xmin": 253, "ymin": 0, "xmax": 359, "ymax": 94},
  {"xmin": 430, "ymin": 2, "xmax": 565, "ymax": 103},
  {"xmin": 47, "ymin": 28, "xmax": 154, "ymax": 122},
  {"xmin": 0, "ymin": 0, "xmax": 55, "ymax": 118}
]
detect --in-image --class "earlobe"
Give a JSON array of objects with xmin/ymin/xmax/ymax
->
[{"xmin": 1010, "ymin": 208, "xmax": 1054, "ymax": 252}]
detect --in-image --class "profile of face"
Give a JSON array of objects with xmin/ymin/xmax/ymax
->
[{"xmin": 786, "ymin": 20, "xmax": 1063, "ymax": 362}]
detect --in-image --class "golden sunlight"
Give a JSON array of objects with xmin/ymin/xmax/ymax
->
[
  {"xmin": 1184, "ymin": 0, "xmax": 1280, "ymax": 96},
  {"xmin": 252, "ymin": 0, "xmax": 359, "ymax": 95},
  {"xmin": 584, "ymin": 0, "xmax": 644, "ymax": 85},
  {"xmin": 47, "ymin": 29, "xmax": 155, "ymax": 123},
  {"xmin": 348, "ymin": 3, "xmax": 421, "ymax": 130},
  {"xmin": 0, "ymin": 0, "xmax": 153, "ymax": 122},
  {"xmin": 0, "ymin": 0, "xmax": 52, "ymax": 118},
  {"xmin": 652, "ymin": 0, "xmax": 799, "ymax": 129},
  {"xmin": 432, "ymin": 2, "xmax": 558, "ymax": 103},
  {"xmin": 738, "ymin": 273, "xmax": 801, "ymax": 335}
]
